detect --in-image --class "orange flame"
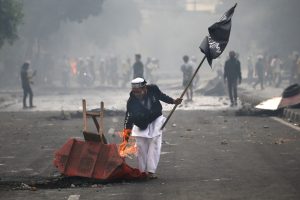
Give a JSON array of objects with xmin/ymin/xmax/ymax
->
[
  {"xmin": 118, "ymin": 131, "xmax": 137, "ymax": 158},
  {"xmin": 69, "ymin": 59, "xmax": 77, "ymax": 76}
]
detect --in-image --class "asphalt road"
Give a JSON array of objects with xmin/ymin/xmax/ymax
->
[{"xmin": 0, "ymin": 109, "xmax": 300, "ymax": 200}]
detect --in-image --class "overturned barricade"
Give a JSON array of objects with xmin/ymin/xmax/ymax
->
[
  {"xmin": 53, "ymin": 100, "xmax": 146, "ymax": 181},
  {"xmin": 255, "ymin": 84, "xmax": 300, "ymax": 110}
]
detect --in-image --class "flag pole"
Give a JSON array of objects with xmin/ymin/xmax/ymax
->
[{"xmin": 161, "ymin": 55, "xmax": 207, "ymax": 130}]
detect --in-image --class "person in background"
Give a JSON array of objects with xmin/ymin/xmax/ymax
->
[
  {"xmin": 122, "ymin": 77, "xmax": 182, "ymax": 179},
  {"xmin": 253, "ymin": 55, "xmax": 265, "ymax": 90},
  {"xmin": 190, "ymin": 56, "xmax": 199, "ymax": 88},
  {"xmin": 270, "ymin": 55, "xmax": 282, "ymax": 87},
  {"xmin": 181, "ymin": 55, "xmax": 194, "ymax": 102},
  {"xmin": 290, "ymin": 52, "xmax": 299, "ymax": 84},
  {"xmin": 247, "ymin": 56, "xmax": 254, "ymax": 84},
  {"xmin": 132, "ymin": 54, "xmax": 144, "ymax": 79},
  {"xmin": 224, "ymin": 51, "xmax": 242, "ymax": 107},
  {"xmin": 20, "ymin": 61, "xmax": 36, "ymax": 109},
  {"xmin": 145, "ymin": 57, "xmax": 159, "ymax": 84},
  {"xmin": 121, "ymin": 57, "xmax": 132, "ymax": 87}
]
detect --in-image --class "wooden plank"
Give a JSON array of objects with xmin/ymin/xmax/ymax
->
[
  {"xmin": 86, "ymin": 111, "xmax": 100, "ymax": 117},
  {"xmin": 82, "ymin": 99, "xmax": 87, "ymax": 132}
]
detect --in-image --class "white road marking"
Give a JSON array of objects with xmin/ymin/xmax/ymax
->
[
  {"xmin": 271, "ymin": 117, "xmax": 300, "ymax": 131},
  {"xmin": 68, "ymin": 195, "xmax": 80, "ymax": 200},
  {"xmin": 160, "ymin": 151, "xmax": 173, "ymax": 155},
  {"xmin": 0, "ymin": 156, "xmax": 15, "ymax": 159}
]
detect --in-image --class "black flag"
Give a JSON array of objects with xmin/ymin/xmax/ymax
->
[{"xmin": 200, "ymin": 3, "xmax": 237, "ymax": 66}]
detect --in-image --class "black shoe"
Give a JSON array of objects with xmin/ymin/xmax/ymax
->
[
  {"xmin": 23, "ymin": 106, "xmax": 29, "ymax": 109},
  {"xmin": 29, "ymin": 105, "xmax": 36, "ymax": 108}
]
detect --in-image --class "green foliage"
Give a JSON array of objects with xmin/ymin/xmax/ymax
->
[{"xmin": 0, "ymin": 0, "xmax": 23, "ymax": 47}]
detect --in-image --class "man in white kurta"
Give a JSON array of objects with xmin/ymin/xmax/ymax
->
[
  {"xmin": 132, "ymin": 115, "xmax": 165, "ymax": 175},
  {"xmin": 123, "ymin": 78, "xmax": 182, "ymax": 179}
]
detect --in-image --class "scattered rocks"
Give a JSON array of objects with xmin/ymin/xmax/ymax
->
[
  {"xmin": 273, "ymin": 138, "xmax": 294, "ymax": 145},
  {"xmin": 221, "ymin": 140, "xmax": 228, "ymax": 145},
  {"xmin": 18, "ymin": 183, "xmax": 37, "ymax": 191}
]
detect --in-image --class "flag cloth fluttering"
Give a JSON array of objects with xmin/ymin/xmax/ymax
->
[
  {"xmin": 200, "ymin": 3, "xmax": 237, "ymax": 66},
  {"xmin": 160, "ymin": 3, "xmax": 237, "ymax": 130}
]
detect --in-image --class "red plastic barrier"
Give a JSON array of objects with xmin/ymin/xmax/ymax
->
[{"xmin": 53, "ymin": 138, "xmax": 146, "ymax": 180}]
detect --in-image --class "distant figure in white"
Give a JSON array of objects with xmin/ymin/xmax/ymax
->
[{"xmin": 181, "ymin": 55, "xmax": 194, "ymax": 102}]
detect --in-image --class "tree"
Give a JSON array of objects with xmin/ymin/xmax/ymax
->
[{"xmin": 0, "ymin": 0, "xmax": 23, "ymax": 48}]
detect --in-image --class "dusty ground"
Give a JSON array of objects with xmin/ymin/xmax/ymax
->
[
  {"xmin": 0, "ymin": 109, "xmax": 300, "ymax": 199},
  {"xmin": 0, "ymin": 78, "xmax": 300, "ymax": 199},
  {"xmin": 0, "ymin": 110, "xmax": 125, "ymax": 182}
]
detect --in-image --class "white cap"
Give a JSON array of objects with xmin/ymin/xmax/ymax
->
[
  {"xmin": 257, "ymin": 55, "xmax": 263, "ymax": 59},
  {"xmin": 131, "ymin": 77, "xmax": 146, "ymax": 88}
]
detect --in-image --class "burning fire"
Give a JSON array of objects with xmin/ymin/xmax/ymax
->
[
  {"xmin": 69, "ymin": 59, "xmax": 77, "ymax": 76},
  {"xmin": 118, "ymin": 131, "xmax": 138, "ymax": 158}
]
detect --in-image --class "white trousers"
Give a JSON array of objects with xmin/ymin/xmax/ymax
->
[{"xmin": 135, "ymin": 134, "xmax": 162, "ymax": 173}]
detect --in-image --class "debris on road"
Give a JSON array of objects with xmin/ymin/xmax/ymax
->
[
  {"xmin": 255, "ymin": 84, "xmax": 300, "ymax": 110},
  {"xmin": 53, "ymin": 100, "xmax": 146, "ymax": 181},
  {"xmin": 273, "ymin": 138, "xmax": 295, "ymax": 145},
  {"xmin": 221, "ymin": 140, "xmax": 228, "ymax": 145}
]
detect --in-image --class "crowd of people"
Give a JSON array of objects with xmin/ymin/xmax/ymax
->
[
  {"xmin": 177, "ymin": 50, "xmax": 300, "ymax": 107},
  {"xmin": 20, "ymin": 49, "xmax": 300, "ymax": 110},
  {"xmin": 19, "ymin": 53, "xmax": 161, "ymax": 109},
  {"xmin": 58, "ymin": 54, "xmax": 160, "ymax": 88},
  {"xmin": 246, "ymin": 51, "xmax": 300, "ymax": 90}
]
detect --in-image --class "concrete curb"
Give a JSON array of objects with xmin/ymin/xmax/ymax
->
[{"xmin": 283, "ymin": 108, "xmax": 300, "ymax": 125}]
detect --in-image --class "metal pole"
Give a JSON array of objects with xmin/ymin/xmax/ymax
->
[{"xmin": 161, "ymin": 55, "xmax": 206, "ymax": 130}]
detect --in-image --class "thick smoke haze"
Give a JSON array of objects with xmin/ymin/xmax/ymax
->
[
  {"xmin": 52, "ymin": 0, "xmax": 213, "ymax": 75},
  {"xmin": 0, "ymin": 0, "xmax": 300, "ymax": 88}
]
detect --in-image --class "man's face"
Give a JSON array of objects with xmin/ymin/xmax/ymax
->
[{"xmin": 132, "ymin": 87, "xmax": 146, "ymax": 100}]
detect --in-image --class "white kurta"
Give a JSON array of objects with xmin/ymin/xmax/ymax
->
[{"xmin": 132, "ymin": 115, "xmax": 166, "ymax": 173}]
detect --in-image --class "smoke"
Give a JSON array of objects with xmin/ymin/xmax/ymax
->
[
  {"xmin": 220, "ymin": 0, "xmax": 300, "ymax": 61},
  {"xmin": 2, "ymin": 0, "xmax": 300, "ymax": 88},
  {"xmin": 54, "ymin": 0, "xmax": 217, "ymax": 76}
]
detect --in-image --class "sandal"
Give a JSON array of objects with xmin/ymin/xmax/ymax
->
[{"xmin": 147, "ymin": 172, "xmax": 158, "ymax": 179}]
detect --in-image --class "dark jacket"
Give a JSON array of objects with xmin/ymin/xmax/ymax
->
[
  {"xmin": 124, "ymin": 84, "xmax": 174, "ymax": 130},
  {"xmin": 133, "ymin": 61, "xmax": 144, "ymax": 78},
  {"xmin": 224, "ymin": 58, "xmax": 242, "ymax": 81},
  {"xmin": 21, "ymin": 69, "xmax": 30, "ymax": 89},
  {"xmin": 255, "ymin": 60, "xmax": 265, "ymax": 77}
]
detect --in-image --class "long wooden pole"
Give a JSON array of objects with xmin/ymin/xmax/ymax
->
[{"xmin": 161, "ymin": 56, "xmax": 206, "ymax": 130}]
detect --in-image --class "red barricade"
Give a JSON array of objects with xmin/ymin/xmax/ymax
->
[{"xmin": 53, "ymin": 138, "xmax": 146, "ymax": 180}]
